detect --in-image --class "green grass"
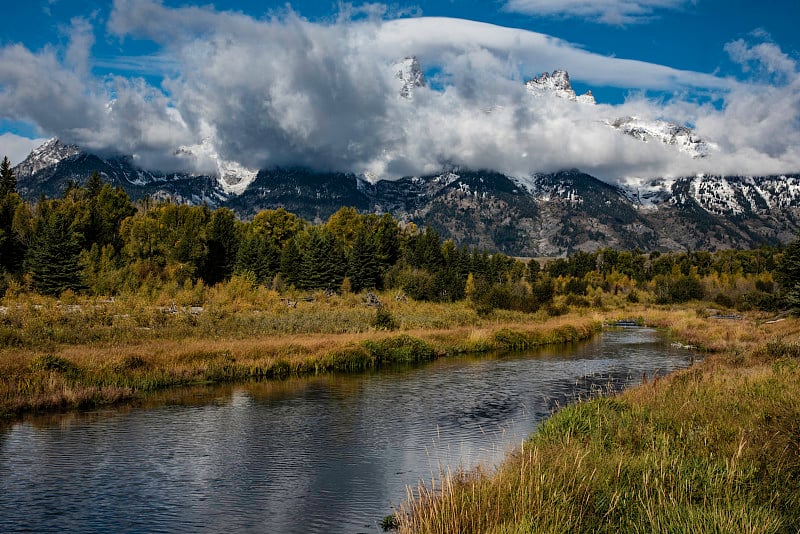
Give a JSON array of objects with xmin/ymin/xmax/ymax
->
[{"xmin": 395, "ymin": 337, "xmax": 800, "ymax": 533}]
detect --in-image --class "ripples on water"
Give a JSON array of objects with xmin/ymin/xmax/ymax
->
[{"xmin": 0, "ymin": 329, "xmax": 691, "ymax": 533}]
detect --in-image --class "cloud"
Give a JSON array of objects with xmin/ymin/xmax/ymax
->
[
  {"xmin": 0, "ymin": 133, "xmax": 47, "ymax": 166},
  {"xmin": 689, "ymin": 36, "xmax": 800, "ymax": 176},
  {"xmin": 503, "ymin": 0, "xmax": 693, "ymax": 25},
  {"xmin": 375, "ymin": 17, "xmax": 733, "ymax": 91},
  {"xmin": 0, "ymin": 0, "xmax": 798, "ymax": 187},
  {"xmin": 724, "ymin": 36, "xmax": 797, "ymax": 84}
]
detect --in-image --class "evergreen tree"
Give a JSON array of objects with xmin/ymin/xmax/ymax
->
[
  {"xmin": 0, "ymin": 156, "xmax": 15, "ymax": 198},
  {"xmin": 348, "ymin": 226, "xmax": 380, "ymax": 292},
  {"xmin": 300, "ymin": 227, "xmax": 345, "ymax": 290},
  {"xmin": 407, "ymin": 227, "xmax": 443, "ymax": 271},
  {"xmin": 85, "ymin": 171, "xmax": 102, "ymax": 198},
  {"xmin": 374, "ymin": 213, "xmax": 400, "ymax": 269},
  {"xmin": 279, "ymin": 237, "xmax": 303, "ymax": 288},
  {"xmin": 204, "ymin": 208, "xmax": 240, "ymax": 285},
  {"xmin": 0, "ymin": 156, "xmax": 23, "ymax": 272},
  {"xmin": 776, "ymin": 235, "xmax": 800, "ymax": 308},
  {"xmin": 235, "ymin": 232, "xmax": 279, "ymax": 285},
  {"xmin": 26, "ymin": 208, "xmax": 85, "ymax": 296}
]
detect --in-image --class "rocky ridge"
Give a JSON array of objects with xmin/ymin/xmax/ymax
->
[
  {"xmin": 526, "ymin": 70, "xmax": 596, "ymax": 104},
  {"xmin": 12, "ymin": 141, "xmax": 800, "ymax": 255}
]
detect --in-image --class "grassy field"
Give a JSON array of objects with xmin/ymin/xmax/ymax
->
[
  {"xmin": 0, "ymin": 290, "xmax": 601, "ymax": 419},
  {"xmin": 394, "ymin": 310, "xmax": 800, "ymax": 533}
]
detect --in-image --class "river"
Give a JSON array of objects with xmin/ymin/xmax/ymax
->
[{"xmin": 0, "ymin": 328, "xmax": 691, "ymax": 533}]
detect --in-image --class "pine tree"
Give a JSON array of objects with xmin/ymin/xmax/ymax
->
[
  {"xmin": 348, "ymin": 226, "xmax": 380, "ymax": 292},
  {"xmin": 776, "ymin": 235, "xmax": 800, "ymax": 308},
  {"xmin": 408, "ymin": 227, "xmax": 443, "ymax": 271},
  {"xmin": 26, "ymin": 208, "xmax": 85, "ymax": 296},
  {"xmin": 374, "ymin": 213, "xmax": 400, "ymax": 269},
  {"xmin": 300, "ymin": 227, "xmax": 345, "ymax": 290},
  {"xmin": 85, "ymin": 171, "xmax": 102, "ymax": 199},
  {"xmin": 279, "ymin": 237, "xmax": 303, "ymax": 288},
  {"xmin": 235, "ymin": 232, "xmax": 278, "ymax": 285},
  {"xmin": 0, "ymin": 157, "xmax": 24, "ymax": 273},
  {"xmin": 204, "ymin": 208, "xmax": 240, "ymax": 285},
  {"xmin": 0, "ymin": 156, "xmax": 15, "ymax": 198}
]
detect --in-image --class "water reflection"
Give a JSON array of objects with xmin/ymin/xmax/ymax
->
[{"xmin": 0, "ymin": 329, "xmax": 690, "ymax": 533}]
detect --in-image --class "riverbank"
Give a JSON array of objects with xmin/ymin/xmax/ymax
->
[
  {"xmin": 395, "ymin": 311, "xmax": 800, "ymax": 533},
  {"xmin": 0, "ymin": 294, "xmax": 600, "ymax": 419}
]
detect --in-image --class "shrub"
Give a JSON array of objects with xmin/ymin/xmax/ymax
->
[
  {"xmin": 113, "ymin": 355, "xmax": 150, "ymax": 372},
  {"xmin": 713, "ymin": 292, "xmax": 735, "ymax": 309},
  {"xmin": 565, "ymin": 294, "xmax": 590, "ymax": 307},
  {"xmin": 563, "ymin": 278, "xmax": 588, "ymax": 296},
  {"xmin": 396, "ymin": 268, "xmax": 435, "ymax": 301},
  {"xmin": 654, "ymin": 274, "xmax": 704, "ymax": 304},
  {"xmin": 531, "ymin": 277, "xmax": 555, "ymax": 304},
  {"xmin": 29, "ymin": 354, "xmax": 79, "ymax": 377},
  {"xmin": 735, "ymin": 291, "xmax": 778, "ymax": 312},
  {"xmin": 372, "ymin": 307, "xmax": 398, "ymax": 331},
  {"xmin": 0, "ymin": 326, "xmax": 23, "ymax": 347},
  {"xmin": 755, "ymin": 279, "xmax": 774, "ymax": 293},
  {"xmin": 363, "ymin": 335, "xmax": 437, "ymax": 364},
  {"xmin": 544, "ymin": 303, "xmax": 568, "ymax": 316},
  {"xmin": 472, "ymin": 283, "xmax": 511, "ymax": 315}
]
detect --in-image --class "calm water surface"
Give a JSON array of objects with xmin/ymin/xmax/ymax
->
[{"xmin": 0, "ymin": 329, "xmax": 691, "ymax": 533}]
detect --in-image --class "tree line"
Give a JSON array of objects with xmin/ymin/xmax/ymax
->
[{"xmin": 1, "ymin": 162, "xmax": 798, "ymax": 313}]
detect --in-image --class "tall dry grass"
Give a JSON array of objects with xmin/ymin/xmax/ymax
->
[{"xmin": 0, "ymin": 291, "xmax": 600, "ymax": 419}]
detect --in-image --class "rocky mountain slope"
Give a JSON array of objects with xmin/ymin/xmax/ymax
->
[
  {"xmin": 14, "ymin": 138, "xmax": 224, "ymax": 206},
  {"xmin": 608, "ymin": 117, "xmax": 716, "ymax": 159},
  {"xmin": 526, "ymin": 70, "xmax": 596, "ymax": 104},
  {"xmin": 16, "ymin": 140, "xmax": 799, "ymax": 255}
]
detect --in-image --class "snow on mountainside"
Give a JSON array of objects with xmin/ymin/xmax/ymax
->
[
  {"xmin": 526, "ymin": 70, "xmax": 595, "ymax": 104},
  {"xmin": 14, "ymin": 138, "xmax": 80, "ymax": 178},
  {"xmin": 685, "ymin": 175, "xmax": 800, "ymax": 216},
  {"xmin": 609, "ymin": 116, "xmax": 716, "ymax": 159},
  {"xmin": 525, "ymin": 70, "xmax": 714, "ymax": 158},
  {"xmin": 394, "ymin": 56, "xmax": 425, "ymax": 100},
  {"xmin": 175, "ymin": 137, "xmax": 257, "ymax": 195}
]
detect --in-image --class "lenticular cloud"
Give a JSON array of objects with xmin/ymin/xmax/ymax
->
[{"xmin": 0, "ymin": 0, "xmax": 799, "ymax": 186}]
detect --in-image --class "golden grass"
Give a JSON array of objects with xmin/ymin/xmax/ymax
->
[{"xmin": 0, "ymin": 297, "xmax": 600, "ymax": 419}]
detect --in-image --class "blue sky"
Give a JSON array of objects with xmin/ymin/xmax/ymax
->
[{"xmin": 0, "ymin": 0, "xmax": 798, "ymax": 182}]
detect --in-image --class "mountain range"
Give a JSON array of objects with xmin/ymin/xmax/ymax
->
[{"xmin": 11, "ymin": 68, "xmax": 800, "ymax": 256}]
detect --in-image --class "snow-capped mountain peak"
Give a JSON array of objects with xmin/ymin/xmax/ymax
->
[
  {"xmin": 14, "ymin": 138, "xmax": 80, "ymax": 178},
  {"xmin": 175, "ymin": 137, "xmax": 257, "ymax": 196},
  {"xmin": 394, "ymin": 56, "xmax": 425, "ymax": 101},
  {"xmin": 608, "ymin": 116, "xmax": 717, "ymax": 159},
  {"xmin": 526, "ymin": 70, "xmax": 596, "ymax": 104}
]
